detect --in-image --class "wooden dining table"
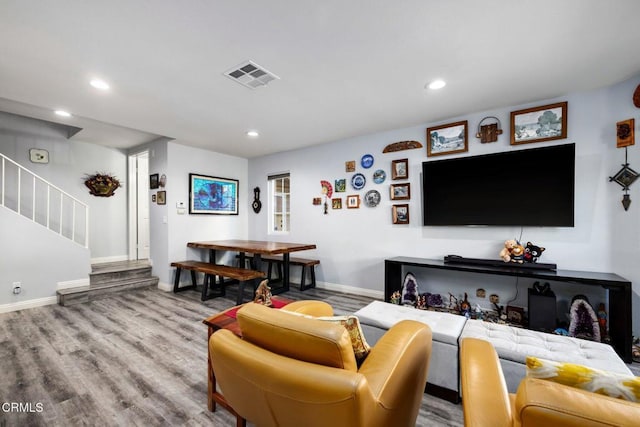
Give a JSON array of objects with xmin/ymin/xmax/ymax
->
[{"xmin": 186, "ymin": 239, "xmax": 317, "ymax": 294}]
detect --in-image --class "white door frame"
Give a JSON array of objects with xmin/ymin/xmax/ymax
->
[{"xmin": 128, "ymin": 150, "xmax": 150, "ymax": 260}]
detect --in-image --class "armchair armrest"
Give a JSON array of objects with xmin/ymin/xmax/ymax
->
[
  {"xmin": 460, "ymin": 338, "xmax": 512, "ymax": 427},
  {"xmin": 358, "ymin": 320, "xmax": 431, "ymax": 425}
]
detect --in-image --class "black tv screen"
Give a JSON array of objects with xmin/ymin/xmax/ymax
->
[{"xmin": 422, "ymin": 143, "xmax": 575, "ymax": 226}]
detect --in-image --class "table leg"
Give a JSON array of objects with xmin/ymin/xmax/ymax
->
[{"xmin": 283, "ymin": 253, "xmax": 291, "ymax": 292}]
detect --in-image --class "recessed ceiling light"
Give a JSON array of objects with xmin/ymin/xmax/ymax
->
[
  {"xmin": 90, "ymin": 78, "xmax": 110, "ymax": 90},
  {"xmin": 246, "ymin": 130, "xmax": 259, "ymax": 137},
  {"xmin": 427, "ymin": 79, "xmax": 446, "ymax": 90},
  {"xmin": 54, "ymin": 110, "xmax": 72, "ymax": 118}
]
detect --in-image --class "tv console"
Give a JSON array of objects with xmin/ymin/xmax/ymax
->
[{"xmin": 384, "ymin": 256, "xmax": 633, "ymax": 362}]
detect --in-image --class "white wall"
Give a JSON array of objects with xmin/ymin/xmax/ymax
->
[
  {"xmin": 0, "ymin": 112, "xmax": 129, "ymax": 260},
  {"xmin": 151, "ymin": 142, "xmax": 249, "ymax": 287},
  {"xmin": 249, "ymin": 74, "xmax": 640, "ymax": 334}
]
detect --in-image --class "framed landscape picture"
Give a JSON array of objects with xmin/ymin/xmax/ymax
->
[
  {"xmin": 390, "ymin": 183, "xmax": 411, "ymax": 200},
  {"xmin": 189, "ymin": 173, "xmax": 239, "ymax": 215},
  {"xmin": 392, "ymin": 204, "xmax": 409, "ymax": 224},
  {"xmin": 427, "ymin": 120, "xmax": 468, "ymax": 157},
  {"xmin": 391, "ymin": 158, "xmax": 408, "ymax": 180},
  {"xmin": 510, "ymin": 101, "xmax": 567, "ymax": 145}
]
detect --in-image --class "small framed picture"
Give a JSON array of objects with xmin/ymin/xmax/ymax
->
[
  {"xmin": 152, "ymin": 194, "xmax": 156, "ymax": 203},
  {"xmin": 335, "ymin": 178, "xmax": 346, "ymax": 192},
  {"xmin": 150, "ymin": 173, "xmax": 159, "ymax": 189},
  {"xmin": 390, "ymin": 183, "xmax": 411, "ymax": 200},
  {"xmin": 617, "ymin": 118, "xmax": 635, "ymax": 148},
  {"xmin": 332, "ymin": 198, "xmax": 342, "ymax": 209},
  {"xmin": 157, "ymin": 190, "xmax": 166, "ymax": 205},
  {"xmin": 345, "ymin": 160, "xmax": 356, "ymax": 172},
  {"xmin": 392, "ymin": 204, "xmax": 409, "ymax": 224},
  {"xmin": 510, "ymin": 101, "xmax": 567, "ymax": 145},
  {"xmin": 346, "ymin": 194, "xmax": 360, "ymax": 209},
  {"xmin": 427, "ymin": 120, "xmax": 468, "ymax": 157},
  {"xmin": 391, "ymin": 158, "xmax": 408, "ymax": 180}
]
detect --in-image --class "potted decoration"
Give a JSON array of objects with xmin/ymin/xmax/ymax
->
[{"xmin": 84, "ymin": 173, "xmax": 121, "ymax": 197}]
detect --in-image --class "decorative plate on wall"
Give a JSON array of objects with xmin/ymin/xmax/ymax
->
[
  {"xmin": 351, "ymin": 173, "xmax": 366, "ymax": 190},
  {"xmin": 361, "ymin": 154, "xmax": 374, "ymax": 169},
  {"xmin": 364, "ymin": 189, "xmax": 381, "ymax": 207},
  {"xmin": 373, "ymin": 169, "xmax": 386, "ymax": 184}
]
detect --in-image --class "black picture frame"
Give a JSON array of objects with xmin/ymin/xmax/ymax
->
[
  {"xmin": 150, "ymin": 173, "xmax": 159, "ymax": 189},
  {"xmin": 189, "ymin": 173, "xmax": 239, "ymax": 215}
]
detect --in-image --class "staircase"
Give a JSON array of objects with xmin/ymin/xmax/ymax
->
[{"xmin": 57, "ymin": 260, "xmax": 159, "ymax": 306}]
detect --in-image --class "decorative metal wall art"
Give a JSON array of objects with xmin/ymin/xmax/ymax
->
[
  {"xmin": 609, "ymin": 147, "xmax": 638, "ymax": 211},
  {"xmin": 475, "ymin": 116, "xmax": 503, "ymax": 143},
  {"xmin": 84, "ymin": 173, "xmax": 121, "ymax": 197}
]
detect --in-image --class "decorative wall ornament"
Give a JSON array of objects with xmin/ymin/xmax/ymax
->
[
  {"xmin": 609, "ymin": 147, "xmax": 638, "ymax": 211},
  {"xmin": 252, "ymin": 187, "xmax": 262, "ymax": 213},
  {"xmin": 84, "ymin": 173, "xmax": 121, "ymax": 197},
  {"xmin": 633, "ymin": 84, "xmax": 640, "ymax": 108},
  {"xmin": 382, "ymin": 140, "xmax": 423, "ymax": 153},
  {"xmin": 616, "ymin": 118, "xmax": 635, "ymax": 148},
  {"xmin": 475, "ymin": 116, "xmax": 503, "ymax": 143}
]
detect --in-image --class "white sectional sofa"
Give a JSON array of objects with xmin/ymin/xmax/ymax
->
[{"xmin": 354, "ymin": 301, "xmax": 631, "ymax": 402}]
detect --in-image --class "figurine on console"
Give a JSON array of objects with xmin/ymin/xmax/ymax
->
[
  {"xmin": 524, "ymin": 241, "xmax": 546, "ymax": 263},
  {"xmin": 253, "ymin": 279, "xmax": 273, "ymax": 307},
  {"xmin": 499, "ymin": 239, "xmax": 525, "ymax": 263}
]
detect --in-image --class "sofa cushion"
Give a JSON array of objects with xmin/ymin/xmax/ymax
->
[
  {"xmin": 526, "ymin": 356, "xmax": 640, "ymax": 402},
  {"xmin": 460, "ymin": 319, "xmax": 632, "ymax": 376},
  {"xmin": 354, "ymin": 301, "xmax": 466, "ymax": 346}
]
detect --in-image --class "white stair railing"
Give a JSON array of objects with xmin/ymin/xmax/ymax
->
[{"xmin": 0, "ymin": 153, "xmax": 89, "ymax": 248}]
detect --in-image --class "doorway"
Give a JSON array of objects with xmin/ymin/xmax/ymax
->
[{"xmin": 128, "ymin": 151, "xmax": 150, "ymax": 260}]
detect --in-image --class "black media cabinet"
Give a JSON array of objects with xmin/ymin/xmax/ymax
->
[{"xmin": 385, "ymin": 257, "xmax": 633, "ymax": 362}]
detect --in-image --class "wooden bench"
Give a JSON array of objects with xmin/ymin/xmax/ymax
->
[
  {"xmin": 170, "ymin": 260, "xmax": 266, "ymax": 304},
  {"xmin": 259, "ymin": 255, "xmax": 319, "ymax": 291}
]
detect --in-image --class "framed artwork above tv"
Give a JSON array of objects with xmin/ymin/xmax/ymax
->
[
  {"xmin": 189, "ymin": 173, "xmax": 239, "ymax": 215},
  {"xmin": 510, "ymin": 101, "xmax": 567, "ymax": 145}
]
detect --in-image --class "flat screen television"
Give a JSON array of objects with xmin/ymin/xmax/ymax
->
[{"xmin": 422, "ymin": 143, "xmax": 575, "ymax": 226}]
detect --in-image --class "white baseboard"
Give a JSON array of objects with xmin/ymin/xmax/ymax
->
[
  {"xmin": 57, "ymin": 278, "xmax": 90, "ymax": 290},
  {"xmin": 0, "ymin": 296, "xmax": 58, "ymax": 314},
  {"xmin": 157, "ymin": 281, "xmax": 173, "ymax": 292},
  {"xmin": 90, "ymin": 255, "xmax": 129, "ymax": 264},
  {"xmin": 315, "ymin": 281, "xmax": 384, "ymax": 299}
]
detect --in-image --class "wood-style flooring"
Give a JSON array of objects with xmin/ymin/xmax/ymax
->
[{"xmin": 0, "ymin": 285, "xmax": 464, "ymax": 427}]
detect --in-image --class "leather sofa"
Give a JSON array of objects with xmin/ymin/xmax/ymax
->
[
  {"xmin": 209, "ymin": 302, "xmax": 433, "ymax": 427},
  {"xmin": 460, "ymin": 337, "xmax": 639, "ymax": 426}
]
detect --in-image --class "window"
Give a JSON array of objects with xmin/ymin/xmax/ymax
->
[{"xmin": 268, "ymin": 173, "xmax": 290, "ymax": 233}]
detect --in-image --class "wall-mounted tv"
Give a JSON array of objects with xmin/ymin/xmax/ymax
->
[{"xmin": 422, "ymin": 143, "xmax": 575, "ymax": 226}]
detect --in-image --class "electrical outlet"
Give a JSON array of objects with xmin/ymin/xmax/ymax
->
[{"xmin": 12, "ymin": 282, "xmax": 21, "ymax": 294}]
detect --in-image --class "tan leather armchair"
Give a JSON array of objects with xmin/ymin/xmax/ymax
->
[
  {"xmin": 209, "ymin": 302, "xmax": 432, "ymax": 427},
  {"xmin": 460, "ymin": 337, "xmax": 639, "ymax": 427}
]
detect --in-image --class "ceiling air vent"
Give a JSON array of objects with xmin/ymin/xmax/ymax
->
[{"xmin": 224, "ymin": 60, "xmax": 280, "ymax": 89}]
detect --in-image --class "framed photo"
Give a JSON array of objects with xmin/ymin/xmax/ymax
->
[
  {"xmin": 506, "ymin": 306, "xmax": 525, "ymax": 325},
  {"xmin": 152, "ymin": 194, "xmax": 156, "ymax": 203},
  {"xmin": 391, "ymin": 158, "xmax": 408, "ymax": 180},
  {"xmin": 345, "ymin": 160, "xmax": 356, "ymax": 172},
  {"xmin": 390, "ymin": 183, "xmax": 411, "ymax": 200},
  {"xmin": 510, "ymin": 101, "xmax": 567, "ymax": 145},
  {"xmin": 427, "ymin": 120, "xmax": 468, "ymax": 157},
  {"xmin": 335, "ymin": 178, "xmax": 346, "ymax": 192},
  {"xmin": 332, "ymin": 198, "xmax": 342, "ymax": 209},
  {"xmin": 617, "ymin": 118, "xmax": 635, "ymax": 148},
  {"xmin": 150, "ymin": 173, "xmax": 159, "ymax": 189},
  {"xmin": 346, "ymin": 194, "xmax": 360, "ymax": 209},
  {"xmin": 189, "ymin": 173, "xmax": 239, "ymax": 215},
  {"xmin": 392, "ymin": 204, "xmax": 409, "ymax": 224},
  {"xmin": 157, "ymin": 190, "xmax": 166, "ymax": 205}
]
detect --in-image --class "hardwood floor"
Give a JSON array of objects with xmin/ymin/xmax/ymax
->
[{"xmin": 0, "ymin": 286, "xmax": 463, "ymax": 427}]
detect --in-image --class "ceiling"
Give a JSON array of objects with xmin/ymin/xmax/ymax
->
[{"xmin": 1, "ymin": 1, "xmax": 640, "ymax": 159}]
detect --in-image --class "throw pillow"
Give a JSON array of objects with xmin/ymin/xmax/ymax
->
[
  {"xmin": 316, "ymin": 315, "xmax": 372, "ymax": 363},
  {"xmin": 526, "ymin": 356, "xmax": 640, "ymax": 402},
  {"xmin": 282, "ymin": 311, "xmax": 371, "ymax": 363}
]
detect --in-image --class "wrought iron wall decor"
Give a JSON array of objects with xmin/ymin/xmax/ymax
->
[{"xmin": 609, "ymin": 147, "xmax": 638, "ymax": 211}]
